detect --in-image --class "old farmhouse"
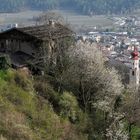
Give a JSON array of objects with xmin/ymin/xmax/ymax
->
[{"xmin": 0, "ymin": 21, "xmax": 73, "ymax": 72}]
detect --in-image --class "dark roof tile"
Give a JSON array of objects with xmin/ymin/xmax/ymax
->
[
  {"xmin": 0, "ymin": 23, "xmax": 73, "ymax": 41},
  {"xmin": 18, "ymin": 23, "xmax": 73, "ymax": 41}
]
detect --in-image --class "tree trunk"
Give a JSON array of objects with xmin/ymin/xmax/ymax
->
[{"xmin": 128, "ymin": 123, "xmax": 132, "ymax": 140}]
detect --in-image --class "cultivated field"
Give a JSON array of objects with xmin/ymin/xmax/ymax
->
[{"xmin": 0, "ymin": 10, "xmax": 114, "ymax": 30}]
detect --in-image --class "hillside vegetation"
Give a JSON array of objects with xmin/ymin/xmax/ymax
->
[
  {"xmin": 0, "ymin": 69, "xmax": 88, "ymax": 140},
  {"xmin": 0, "ymin": 0, "xmax": 140, "ymax": 14},
  {"xmin": 0, "ymin": 41, "xmax": 140, "ymax": 140}
]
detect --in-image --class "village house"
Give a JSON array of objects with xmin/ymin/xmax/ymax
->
[{"xmin": 0, "ymin": 21, "xmax": 73, "ymax": 71}]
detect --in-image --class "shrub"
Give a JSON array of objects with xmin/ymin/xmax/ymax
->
[
  {"xmin": 34, "ymin": 77, "xmax": 60, "ymax": 109},
  {"xmin": 14, "ymin": 71, "xmax": 33, "ymax": 91},
  {"xmin": 131, "ymin": 125, "xmax": 140, "ymax": 140},
  {"xmin": 59, "ymin": 92, "xmax": 81, "ymax": 123},
  {"xmin": 0, "ymin": 55, "xmax": 11, "ymax": 70}
]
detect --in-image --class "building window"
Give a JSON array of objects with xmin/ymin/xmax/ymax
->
[
  {"xmin": 132, "ymin": 71, "xmax": 134, "ymax": 76},
  {"xmin": 32, "ymin": 53, "xmax": 35, "ymax": 56},
  {"xmin": 1, "ymin": 42, "xmax": 4, "ymax": 48},
  {"xmin": 0, "ymin": 42, "xmax": 5, "ymax": 52}
]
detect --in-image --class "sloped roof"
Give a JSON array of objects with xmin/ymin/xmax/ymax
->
[{"xmin": 0, "ymin": 23, "xmax": 73, "ymax": 41}]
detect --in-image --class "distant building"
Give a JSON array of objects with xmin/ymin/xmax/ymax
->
[
  {"xmin": 0, "ymin": 23, "xmax": 19, "ymax": 32},
  {"xmin": 129, "ymin": 47, "xmax": 139, "ymax": 86}
]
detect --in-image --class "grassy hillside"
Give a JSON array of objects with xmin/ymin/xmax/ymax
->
[{"xmin": 0, "ymin": 69, "xmax": 88, "ymax": 140}]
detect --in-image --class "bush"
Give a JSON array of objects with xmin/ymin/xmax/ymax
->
[
  {"xmin": 131, "ymin": 125, "xmax": 140, "ymax": 140},
  {"xmin": 0, "ymin": 55, "xmax": 11, "ymax": 70},
  {"xmin": 59, "ymin": 92, "xmax": 81, "ymax": 123},
  {"xmin": 14, "ymin": 71, "xmax": 33, "ymax": 91},
  {"xmin": 34, "ymin": 77, "xmax": 60, "ymax": 109}
]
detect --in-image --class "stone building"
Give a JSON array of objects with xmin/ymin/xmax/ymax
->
[{"xmin": 0, "ymin": 22, "xmax": 73, "ymax": 71}]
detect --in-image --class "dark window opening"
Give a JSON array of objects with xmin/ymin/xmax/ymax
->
[
  {"xmin": 32, "ymin": 53, "xmax": 35, "ymax": 56},
  {"xmin": 1, "ymin": 42, "xmax": 4, "ymax": 48},
  {"xmin": 132, "ymin": 71, "xmax": 135, "ymax": 76},
  {"xmin": 0, "ymin": 42, "xmax": 5, "ymax": 52}
]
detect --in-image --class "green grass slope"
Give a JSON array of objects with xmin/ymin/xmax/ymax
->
[{"xmin": 0, "ymin": 69, "xmax": 88, "ymax": 140}]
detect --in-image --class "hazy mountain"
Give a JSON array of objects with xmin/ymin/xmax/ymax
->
[{"xmin": 0, "ymin": 0, "xmax": 139, "ymax": 15}]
